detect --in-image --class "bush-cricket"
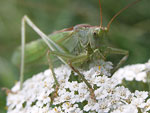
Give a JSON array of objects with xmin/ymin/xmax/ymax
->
[{"xmin": 12, "ymin": 0, "xmax": 142, "ymax": 100}]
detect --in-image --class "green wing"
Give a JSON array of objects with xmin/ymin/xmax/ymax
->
[{"xmin": 11, "ymin": 31, "xmax": 75, "ymax": 67}]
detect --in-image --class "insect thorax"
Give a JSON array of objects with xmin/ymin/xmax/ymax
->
[
  {"xmin": 70, "ymin": 25, "xmax": 107, "ymax": 69},
  {"xmin": 72, "ymin": 25, "xmax": 105, "ymax": 54}
]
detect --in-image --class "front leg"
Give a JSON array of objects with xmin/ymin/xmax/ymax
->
[
  {"xmin": 104, "ymin": 47, "xmax": 129, "ymax": 74},
  {"xmin": 69, "ymin": 62, "xmax": 96, "ymax": 101},
  {"xmin": 92, "ymin": 49, "xmax": 106, "ymax": 60},
  {"xmin": 48, "ymin": 51, "xmax": 96, "ymax": 101}
]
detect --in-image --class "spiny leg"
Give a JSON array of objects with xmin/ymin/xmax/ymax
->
[
  {"xmin": 47, "ymin": 50, "xmax": 59, "ymax": 105},
  {"xmin": 92, "ymin": 49, "xmax": 106, "ymax": 60},
  {"xmin": 69, "ymin": 63, "xmax": 96, "ymax": 101},
  {"xmin": 48, "ymin": 51, "xmax": 96, "ymax": 101},
  {"xmin": 20, "ymin": 15, "xmax": 72, "ymax": 90},
  {"xmin": 104, "ymin": 47, "xmax": 128, "ymax": 74}
]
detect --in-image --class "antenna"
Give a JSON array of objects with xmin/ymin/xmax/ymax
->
[
  {"xmin": 107, "ymin": 0, "xmax": 141, "ymax": 30},
  {"xmin": 99, "ymin": 0, "xmax": 103, "ymax": 27}
]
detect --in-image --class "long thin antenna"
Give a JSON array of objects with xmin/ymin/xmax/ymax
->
[
  {"xmin": 99, "ymin": 0, "xmax": 103, "ymax": 27},
  {"xmin": 107, "ymin": 0, "xmax": 141, "ymax": 30}
]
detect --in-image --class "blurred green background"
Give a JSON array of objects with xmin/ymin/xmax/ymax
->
[{"xmin": 0, "ymin": 0, "xmax": 149, "ymax": 112}]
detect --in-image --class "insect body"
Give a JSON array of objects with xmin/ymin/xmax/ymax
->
[{"xmin": 12, "ymin": 0, "xmax": 141, "ymax": 100}]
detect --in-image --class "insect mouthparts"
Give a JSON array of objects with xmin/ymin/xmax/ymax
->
[{"xmin": 100, "ymin": 27, "xmax": 108, "ymax": 31}]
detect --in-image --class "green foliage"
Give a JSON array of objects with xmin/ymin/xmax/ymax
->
[{"xmin": 0, "ymin": 0, "xmax": 150, "ymax": 112}]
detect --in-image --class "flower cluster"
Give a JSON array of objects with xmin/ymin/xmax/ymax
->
[
  {"xmin": 7, "ymin": 60, "xmax": 150, "ymax": 113},
  {"xmin": 113, "ymin": 60, "xmax": 150, "ymax": 83}
]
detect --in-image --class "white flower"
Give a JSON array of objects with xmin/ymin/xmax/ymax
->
[
  {"xmin": 131, "ymin": 91, "xmax": 148, "ymax": 108},
  {"xmin": 113, "ymin": 61, "xmax": 150, "ymax": 83},
  {"xmin": 134, "ymin": 90, "xmax": 148, "ymax": 100},
  {"xmin": 114, "ymin": 86, "xmax": 132, "ymax": 100},
  {"xmin": 95, "ymin": 75, "xmax": 109, "ymax": 87},
  {"xmin": 112, "ymin": 104, "xmax": 138, "ymax": 113},
  {"xmin": 7, "ymin": 60, "xmax": 150, "ymax": 113},
  {"xmin": 143, "ymin": 99, "xmax": 150, "ymax": 112},
  {"xmin": 83, "ymin": 98, "xmax": 96, "ymax": 112}
]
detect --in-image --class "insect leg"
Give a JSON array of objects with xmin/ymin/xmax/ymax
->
[
  {"xmin": 20, "ymin": 15, "xmax": 68, "ymax": 89},
  {"xmin": 92, "ymin": 49, "xmax": 106, "ymax": 60},
  {"xmin": 47, "ymin": 50, "xmax": 59, "ymax": 87},
  {"xmin": 69, "ymin": 63, "xmax": 96, "ymax": 101},
  {"xmin": 104, "ymin": 47, "xmax": 128, "ymax": 74},
  {"xmin": 47, "ymin": 50, "xmax": 59, "ymax": 105},
  {"xmin": 48, "ymin": 51, "xmax": 96, "ymax": 101}
]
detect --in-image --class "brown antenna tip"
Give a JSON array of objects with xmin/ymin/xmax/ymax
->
[
  {"xmin": 107, "ymin": 0, "xmax": 141, "ymax": 30},
  {"xmin": 99, "ymin": 0, "xmax": 103, "ymax": 27}
]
